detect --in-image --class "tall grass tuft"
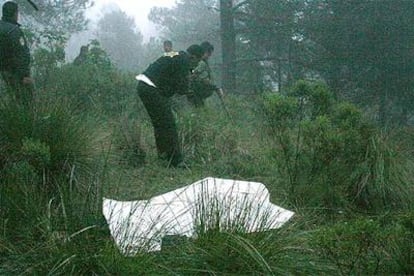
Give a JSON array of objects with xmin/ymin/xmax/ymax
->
[
  {"xmin": 111, "ymin": 115, "xmax": 146, "ymax": 167},
  {"xmin": 0, "ymin": 98, "xmax": 95, "ymax": 185},
  {"xmin": 349, "ymin": 131, "xmax": 414, "ymax": 210},
  {"xmin": 0, "ymin": 96, "xmax": 109, "ymax": 274},
  {"xmin": 112, "ymin": 197, "xmax": 324, "ymax": 274},
  {"xmin": 152, "ymin": 220, "xmax": 328, "ymax": 275},
  {"xmin": 176, "ymin": 95, "xmax": 269, "ymax": 178}
]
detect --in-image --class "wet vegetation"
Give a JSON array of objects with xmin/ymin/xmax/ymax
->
[{"xmin": 1, "ymin": 0, "xmax": 413, "ymax": 274}]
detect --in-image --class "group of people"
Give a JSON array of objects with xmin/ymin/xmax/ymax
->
[
  {"xmin": 137, "ymin": 40, "xmax": 222, "ymax": 168},
  {"xmin": 162, "ymin": 39, "xmax": 221, "ymax": 107},
  {"xmin": 0, "ymin": 1, "xmax": 221, "ymax": 168}
]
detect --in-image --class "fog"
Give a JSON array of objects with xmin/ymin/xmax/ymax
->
[
  {"xmin": 1, "ymin": 1, "xmax": 414, "ymax": 274},
  {"xmin": 66, "ymin": 0, "xmax": 175, "ymax": 60},
  {"xmin": 2, "ymin": 0, "xmax": 412, "ymax": 125}
]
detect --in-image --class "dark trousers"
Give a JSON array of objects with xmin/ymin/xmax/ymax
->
[
  {"xmin": 137, "ymin": 81, "xmax": 182, "ymax": 167},
  {"xmin": 1, "ymin": 72, "xmax": 34, "ymax": 108},
  {"xmin": 187, "ymin": 94, "xmax": 205, "ymax": 107}
]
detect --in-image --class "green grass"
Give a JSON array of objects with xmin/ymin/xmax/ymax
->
[{"xmin": 1, "ymin": 75, "xmax": 413, "ymax": 274}]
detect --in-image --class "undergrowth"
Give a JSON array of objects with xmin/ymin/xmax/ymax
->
[{"xmin": 1, "ymin": 70, "xmax": 413, "ymax": 274}]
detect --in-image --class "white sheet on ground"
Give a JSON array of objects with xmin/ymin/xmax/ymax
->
[{"xmin": 103, "ymin": 177, "xmax": 294, "ymax": 255}]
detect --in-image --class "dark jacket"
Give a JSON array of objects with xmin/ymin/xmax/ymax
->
[
  {"xmin": 143, "ymin": 51, "xmax": 191, "ymax": 97},
  {"xmin": 0, "ymin": 17, "xmax": 30, "ymax": 80}
]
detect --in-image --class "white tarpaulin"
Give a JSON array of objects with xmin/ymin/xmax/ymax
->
[{"xmin": 103, "ymin": 177, "xmax": 294, "ymax": 255}]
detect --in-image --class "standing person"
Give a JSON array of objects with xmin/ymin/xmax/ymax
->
[
  {"xmin": 0, "ymin": 1, "xmax": 33, "ymax": 107},
  {"xmin": 73, "ymin": 45, "xmax": 89, "ymax": 66},
  {"xmin": 136, "ymin": 44, "xmax": 203, "ymax": 167},
  {"xmin": 163, "ymin": 40, "xmax": 178, "ymax": 57},
  {"xmin": 188, "ymin": 41, "xmax": 222, "ymax": 107}
]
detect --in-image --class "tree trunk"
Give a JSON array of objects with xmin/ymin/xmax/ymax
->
[
  {"xmin": 378, "ymin": 76, "xmax": 388, "ymax": 127},
  {"xmin": 220, "ymin": 0, "xmax": 236, "ymax": 93}
]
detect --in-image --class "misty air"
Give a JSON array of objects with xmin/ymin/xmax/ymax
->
[{"xmin": 0, "ymin": 0, "xmax": 413, "ymax": 274}]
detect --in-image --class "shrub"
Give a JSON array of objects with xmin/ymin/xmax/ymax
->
[
  {"xmin": 311, "ymin": 215, "xmax": 414, "ymax": 275},
  {"xmin": 262, "ymin": 81, "xmax": 414, "ymax": 213},
  {"xmin": 35, "ymin": 41, "xmax": 136, "ymax": 118},
  {"xmin": 311, "ymin": 218, "xmax": 387, "ymax": 275}
]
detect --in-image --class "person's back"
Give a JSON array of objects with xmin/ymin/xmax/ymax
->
[
  {"xmin": 143, "ymin": 51, "xmax": 191, "ymax": 97},
  {"xmin": 0, "ymin": 19, "xmax": 20, "ymax": 71},
  {"xmin": 0, "ymin": 2, "xmax": 30, "ymax": 79}
]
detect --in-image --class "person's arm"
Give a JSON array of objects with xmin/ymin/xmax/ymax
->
[
  {"xmin": 192, "ymin": 61, "xmax": 210, "ymax": 82},
  {"xmin": 174, "ymin": 53, "xmax": 192, "ymax": 95},
  {"xmin": 192, "ymin": 60, "xmax": 218, "ymax": 91},
  {"xmin": 10, "ymin": 27, "xmax": 31, "ymax": 82}
]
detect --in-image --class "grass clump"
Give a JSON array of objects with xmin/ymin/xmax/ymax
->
[
  {"xmin": 0, "ymin": 68, "xmax": 413, "ymax": 274},
  {"xmin": 0, "ymin": 95, "xmax": 108, "ymax": 274}
]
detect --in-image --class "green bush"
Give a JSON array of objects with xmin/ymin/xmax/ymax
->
[
  {"xmin": 34, "ymin": 40, "xmax": 136, "ymax": 117},
  {"xmin": 311, "ymin": 218, "xmax": 387, "ymax": 275},
  {"xmin": 262, "ymin": 81, "xmax": 414, "ymax": 212},
  {"xmin": 290, "ymin": 80, "xmax": 334, "ymax": 118},
  {"xmin": 311, "ymin": 215, "xmax": 414, "ymax": 275},
  {"xmin": 42, "ymin": 64, "xmax": 135, "ymax": 116},
  {"xmin": 391, "ymin": 212, "xmax": 414, "ymax": 273}
]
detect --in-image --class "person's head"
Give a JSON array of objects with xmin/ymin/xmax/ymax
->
[
  {"xmin": 200, "ymin": 41, "xmax": 214, "ymax": 59},
  {"xmin": 2, "ymin": 1, "xmax": 18, "ymax": 22},
  {"xmin": 163, "ymin": 40, "xmax": 173, "ymax": 52},
  {"xmin": 186, "ymin": 44, "xmax": 204, "ymax": 68},
  {"xmin": 80, "ymin": 45, "xmax": 89, "ymax": 54}
]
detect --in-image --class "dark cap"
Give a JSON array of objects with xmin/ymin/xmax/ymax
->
[
  {"xmin": 2, "ymin": 1, "xmax": 18, "ymax": 19},
  {"xmin": 186, "ymin": 44, "xmax": 204, "ymax": 59}
]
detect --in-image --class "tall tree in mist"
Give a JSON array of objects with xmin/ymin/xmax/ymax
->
[
  {"xmin": 236, "ymin": 0, "xmax": 304, "ymax": 91},
  {"xmin": 149, "ymin": 0, "xmax": 220, "ymax": 48},
  {"xmin": 148, "ymin": 0, "xmax": 414, "ymax": 124},
  {"xmin": 302, "ymin": 0, "xmax": 414, "ymax": 125},
  {"xmin": 22, "ymin": 0, "xmax": 92, "ymax": 87},
  {"xmin": 96, "ymin": 9, "xmax": 144, "ymax": 72},
  {"xmin": 149, "ymin": 0, "xmax": 300, "ymax": 93},
  {"xmin": 20, "ymin": 0, "xmax": 91, "ymax": 44},
  {"xmin": 219, "ymin": 0, "xmax": 236, "ymax": 93}
]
